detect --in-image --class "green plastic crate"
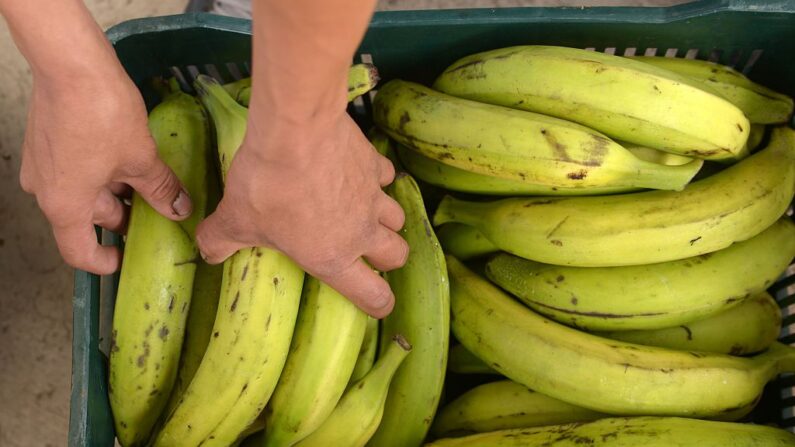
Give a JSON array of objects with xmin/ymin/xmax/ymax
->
[{"xmin": 70, "ymin": 1, "xmax": 795, "ymax": 445}]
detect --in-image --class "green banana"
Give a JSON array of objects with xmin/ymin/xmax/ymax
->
[
  {"xmin": 484, "ymin": 217, "xmax": 795, "ymax": 331},
  {"xmin": 374, "ymin": 80, "xmax": 704, "ymax": 191},
  {"xmin": 160, "ymin": 163, "xmax": 223, "ymax": 420},
  {"xmin": 154, "ymin": 75, "xmax": 304, "ymax": 446},
  {"xmin": 747, "ymin": 123, "xmax": 766, "ymax": 152},
  {"xmin": 294, "ymin": 335, "xmax": 412, "ymax": 447},
  {"xmin": 229, "ymin": 63, "xmax": 379, "ymax": 107},
  {"xmin": 346, "ymin": 63, "xmax": 380, "ymax": 101},
  {"xmin": 109, "ymin": 84, "xmax": 210, "ymax": 447},
  {"xmin": 426, "ymin": 417, "xmax": 795, "ymax": 446},
  {"xmin": 350, "ymin": 316, "xmax": 380, "ymax": 384},
  {"xmin": 434, "ymin": 126, "xmax": 795, "ymax": 267},
  {"xmin": 448, "ymin": 344, "xmax": 498, "ymax": 375},
  {"xmin": 595, "ymin": 292, "xmax": 782, "ymax": 355},
  {"xmin": 395, "ymin": 144, "xmax": 641, "ymax": 196},
  {"xmin": 434, "ymin": 46, "xmax": 750, "ymax": 159},
  {"xmin": 436, "ymin": 224, "xmax": 498, "ymax": 260},
  {"xmin": 263, "ymin": 276, "xmax": 367, "ymax": 447},
  {"xmin": 448, "ymin": 256, "xmax": 795, "ymax": 417},
  {"xmin": 431, "ymin": 380, "xmax": 608, "ymax": 438},
  {"xmin": 369, "ymin": 127, "xmax": 402, "ymax": 169},
  {"xmin": 631, "ymin": 56, "xmax": 794, "ymax": 124},
  {"xmin": 222, "ymin": 77, "xmax": 251, "ymax": 105},
  {"xmin": 367, "ymin": 174, "xmax": 450, "ymax": 447}
]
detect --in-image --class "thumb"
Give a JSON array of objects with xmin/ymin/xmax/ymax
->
[
  {"xmin": 195, "ymin": 210, "xmax": 248, "ymax": 265},
  {"xmin": 124, "ymin": 154, "xmax": 192, "ymax": 221}
]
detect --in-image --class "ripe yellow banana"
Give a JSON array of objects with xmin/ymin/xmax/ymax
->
[
  {"xmin": 349, "ymin": 316, "xmax": 380, "ymax": 384},
  {"xmin": 448, "ymin": 256, "xmax": 795, "ymax": 417},
  {"xmin": 631, "ymin": 56, "xmax": 794, "ymax": 124},
  {"xmin": 374, "ymin": 80, "xmax": 704, "ymax": 191},
  {"xmin": 294, "ymin": 335, "xmax": 412, "ymax": 447},
  {"xmin": 434, "ymin": 45, "xmax": 750, "ymax": 159},
  {"xmin": 426, "ymin": 416, "xmax": 795, "ymax": 446},
  {"xmin": 367, "ymin": 173, "xmax": 450, "ymax": 447},
  {"xmin": 153, "ymin": 75, "xmax": 305, "ymax": 447},
  {"xmin": 436, "ymin": 224, "xmax": 498, "ymax": 261},
  {"xmin": 431, "ymin": 380, "xmax": 607, "ymax": 438},
  {"xmin": 448, "ymin": 344, "xmax": 498, "ymax": 375},
  {"xmin": 395, "ymin": 144, "xmax": 641, "ymax": 196},
  {"xmin": 228, "ymin": 63, "xmax": 379, "ymax": 107},
  {"xmin": 596, "ymin": 291, "xmax": 782, "ymax": 355},
  {"xmin": 484, "ymin": 217, "xmax": 795, "ymax": 331},
  {"xmin": 434, "ymin": 126, "xmax": 795, "ymax": 267},
  {"xmin": 263, "ymin": 276, "xmax": 367, "ymax": 447},
  {"xmin": 109, "ymin": 83, "xmax": 210, "ymax": 447}
]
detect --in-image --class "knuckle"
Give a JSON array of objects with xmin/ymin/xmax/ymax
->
[{"xmin": 144, "ymin": 165, "xmax": 180, "ymax": 202}]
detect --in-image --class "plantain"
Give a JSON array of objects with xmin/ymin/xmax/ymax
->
[
  {"xmin": 448, "ymin": 256, "xmax": 795, "ymax": 418},
  {"xmin": 109, "ymin": 82, "xmax": 210, "ymax": 446},
  {"xmin": 434, "ymin": 127, "xmax": 795, "ymax": 267}
]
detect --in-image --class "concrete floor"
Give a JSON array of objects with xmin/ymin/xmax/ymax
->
[{"xmin": 0, "ymin": 0, "xmax": 687, "ymax": 445}]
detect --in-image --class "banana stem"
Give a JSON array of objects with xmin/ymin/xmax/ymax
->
[
  {"xmin": 631, "ymin": 158, "xmax": 705, "ymax": 191},
  {"xmin": 433, "ymin": 196, "xmax": 492, "ymax": 227},
  {"xmin": 768, "ymin": 342, "xmax": 795, "ymax": 373}
]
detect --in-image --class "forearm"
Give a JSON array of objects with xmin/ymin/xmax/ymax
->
[
  {"xmin": 0, "ymin": 0, "xmax": 123, "ymax": 85},
  {"xmin": 248, "ymin": 0, "xmax": 376, "ymax": 146}
]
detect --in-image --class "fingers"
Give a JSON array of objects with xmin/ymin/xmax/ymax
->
[
  {"xmin": 363, "ymin": 226, "xmax": 409, "ymax": 273},
  {"xmin": 378, "ymin": 194, "xmax": 405, "ymax": 233},
  {"xmin": 195, "ymin": 208, "xmax": 251, "ymax": 265},
  {"xmin": 377, "ymin": 154, "xmax": 396, "ymax": 187},
  {"xmin": 109, "ymin": 182, "xmax": 133, "ymax": 199},
  {"xmin": 93, "ymin": 188, "xmax": 128, "ymax": 234},
  {"xmin": 52, "ymin": 220, "xmax": 122, "ymax": 275},
  {"xmin": 321, "ymin": 259, "xmax": 395, "ymax": 318},
  {"xmin": 123, "ymin": 153, "xmax": 192, "ymax": 221}
]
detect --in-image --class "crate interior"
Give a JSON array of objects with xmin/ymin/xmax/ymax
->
[{"xmin": 74, "ymin": 5, "xmax": 795, "ymax": 445}]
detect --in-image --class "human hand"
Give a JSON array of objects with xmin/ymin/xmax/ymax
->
[
  {"xmin": 195, "ymin": 111, "xmax": 408, "ymax": 318},
  {"xmin": 19, "ymin": 73, "xmax": 192, "ymax": 275}
]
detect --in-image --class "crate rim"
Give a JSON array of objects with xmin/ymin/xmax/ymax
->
[{"xmin": 105, "ymin": 0, "xmax": 795, "ymax": 46}]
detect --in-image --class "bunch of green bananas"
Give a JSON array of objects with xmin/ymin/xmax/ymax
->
[
  {"xmin": 108, "ymin": 44, "xmax": 795, "ymax": 447},
  {"xmin": 370, "ymin": 45, "xmax": 795, "ymax": 446}
]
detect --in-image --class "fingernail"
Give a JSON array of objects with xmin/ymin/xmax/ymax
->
[
  {"xmin": 172, "ymin": 189, "xmax": 192, "ymax": 217},
  {"xmin": 199, "ymin": 250, "xmax": 208, "ymax": 262}
]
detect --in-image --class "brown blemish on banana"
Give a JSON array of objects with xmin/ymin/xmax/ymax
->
[
  {"xmin": 273, "ymin": 277, "xmax": 279, "ymax": 286},
  {"xmin": 110, "ymin": 330, "xmax": 119, "ymax": 354},
  {"xmin": 159, "ymin": 326, "xmax": 169, "ymax": 341},
  {"xmin": 541, "ymin": 129, "xmax": 573, "ymax": 163},
  {"xmin": 137, "ymin": 342, "xmax": 150, "ymax": 368},
  {"xmin": 241, "ymin": 264, "xmax": 249, "ymax": 281},
  {"xmin": 688, "ymin": 236, "xmax": 701, "ymax": 245},
  {"xmin": 567, "ymin": 170, "xmax": 588, "ymax": 180},
  {"xmin": 550, "ymin": 240, "xmax": 563, "ymax": 246},
  {"xmin": 144, "ymin": 302, "xmax": 150, "ymax": 310},
  {"xmin": 680, "ymin": 325, "xmax": 693, "ymax": 340},
  {"xmin": 398, "ymin": 112, "xmax": 411, "ymax": 134},
  {"xmin": 556, "ymin": 275, "xmax": 565, "ymax": 282},
  {"xmin": 523, "ymin": 199, "xmax": 554, "ymax": 207},
  {"xmin": 168, "ymin": 294, "xmax": 176, "ymax": 313},
  {"xmin": 230, "ymin": 291, "xmax": 240, "ymax": 312},
  {"xmin": 266, "ymin": 314, "xmax": 272, "ymax": 331}
]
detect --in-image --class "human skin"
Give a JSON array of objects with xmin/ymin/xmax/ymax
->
[{"xmin": 0, "ymin": 0, "xmax": 407, "ymax": 318}]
